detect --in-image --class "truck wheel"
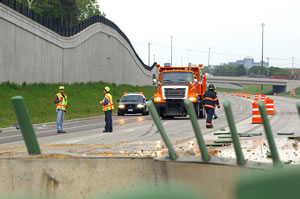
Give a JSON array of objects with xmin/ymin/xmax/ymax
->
[
  {"xmin": 118, "ymin": 112, "xmax": 124, "ymax": 116},
  {"xmin": 199, "ymin": 108, "xmax": 205, "ymax": 119},
  {"xmin": 194, "ymin": 103, "xmax": 200, "ymax": 119},
  {"xmin": 142, "ymin": 109, "xmax": 147, "ymax": 115}
]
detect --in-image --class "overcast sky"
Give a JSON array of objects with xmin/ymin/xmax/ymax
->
[{"xmin": 98, "ymin": 0, "xmax": 300, "ymax": 68}]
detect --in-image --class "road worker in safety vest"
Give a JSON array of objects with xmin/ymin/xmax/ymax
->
[
  {"xmin": 54, "ymin": 86, "xmax": 68, "ymax": 133},
  {"xmin": 100, "ymin": 86, "xmax": 114, "ymax": 133}
]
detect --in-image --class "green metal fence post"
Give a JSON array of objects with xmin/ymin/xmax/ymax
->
[
  {"xmin": 297, "ymin": 102, "xmax": 300, "ymax": 116},
  {"xmin": 146, "ymin": 101, "xmax": 177, "ymax": 160},
  {"xmin": 10, "ymin": 96, "xmax": 41, "ymax": 155},
  {"xmin": 184, "ymin": 99, "xmax": 211, "ymax": 161},
  {"xmin": 258, "ymin": 102, "xmax": 282, "ymax": 168},
  {"xmin": 223, "ymin": 100, "xmax": 246, "ymax": 166}
]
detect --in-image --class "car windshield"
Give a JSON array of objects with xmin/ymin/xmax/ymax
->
[
  {"xmin": 161, "ymin": 72, "xmax": 193, "ymax": 85},
  {"xmin": 120, "ymin": 95, "xmax": 144, "ymax": 102}
]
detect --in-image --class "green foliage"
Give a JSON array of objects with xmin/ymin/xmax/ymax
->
[
  {"xmin": 211, "ymin": 64, "xmax": 247, "ymax": 76},
  {"xmin": 17, "ymin": 0, "xmax": 104, "ymax": 27},
  {"xmin": 0, "ymin": 82, "xmax": 155, "ymax": 128},
  {"xmin": 248, "ymin": 66, "xmax": 291, "ymax": 77},
  {"xmin": 247, "ymin": 65, "xmax": 267, "ymax": 76},
  {"xmin": 268, "ymin": 66, "xmax": 291, "ymax": 76},
  {"xmin": 202, "ymin": 66, "xmax": 210, "ymax": 73},
  {"xmin": 77, "ymin": 0, "xmax": 105, "ymax": 22}
]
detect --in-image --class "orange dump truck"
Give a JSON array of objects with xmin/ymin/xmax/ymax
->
[{"xmin": 152, "ymin": 64, "xmax": 207, "ymax": 118}]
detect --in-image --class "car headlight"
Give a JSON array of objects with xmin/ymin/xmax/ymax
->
[
  {"xmin": 189, "ymin": 97, "xmax": 197, "ymax": 102},
  {"xmin": 137, "ymin": 104, "xmax": 144, "ymax": 108},
  {"xmin": 118, "ymin": 104, "xmax": 125, "ymax": 109},
  {"xmin": 154, "ymin": 97, "xmax": 161, "ymax": 102}
]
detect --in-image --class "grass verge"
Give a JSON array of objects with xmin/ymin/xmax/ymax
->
[
  {"xmin": 278, "ymin": 87, "xmax": 300, "ymax": 99},
  {"xmin": 0, "ymin": 82, "xmax": 155, "ymax": 128},
  {"xmin": 216, "ymin": 84, "xmax": 273, "ymax": 95}
]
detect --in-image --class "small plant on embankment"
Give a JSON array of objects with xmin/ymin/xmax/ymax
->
[{"xmin": 0, "ymin": 82, "xmax": 155, "ymax": 128}]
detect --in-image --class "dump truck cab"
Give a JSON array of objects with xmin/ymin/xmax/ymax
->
[{"xmin": 152, "ymin": 64, "xmax": 206, "ymax": 119}]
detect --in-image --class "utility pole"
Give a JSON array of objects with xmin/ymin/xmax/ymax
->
[
  {"xmin": 148, "ymin": 43, "xmax": 151, "ymax": 66},
  {"xmin": 266, "ymin": 57, "xmax": 270, "ymax": 77},
  {"xmin": 208, "ymin": 47, "xmax": 211, "ymax": 74},
  {"xmin": 208, "ymin": 47, "xmax": 211, "ymax": 67},
  {"xmin": 261, "ymin": 23, "xmax": 265, "ymax": 89},
  {"xmin": 170, "ymin": 35, "xmax": 173, "ymax": 66},
  {"xmin": 292, "ymin": 57, "xmax": 295, "ymax": 76}
]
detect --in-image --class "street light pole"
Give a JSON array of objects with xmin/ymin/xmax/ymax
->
[
  {"xmin": 292, "ymin": 57, "xmax": 295, "ymax": 76},
  {"xmin": 266, "ymin": 57, "xmax": 270, "ymax": 78},
  {"xmin": 148, "ymin": 43, "xmax": 151, "ymax": 66},
  {"xmin": 170, "ymin": 35, "xmax": 173, "ymax": 66},
  {"xmin": 208, "ymin": 47, "xmax": 211, "ymax": 66},
  {"xmin": 261, "ymin": 23, "xmax": 265, "ymax": 90}
]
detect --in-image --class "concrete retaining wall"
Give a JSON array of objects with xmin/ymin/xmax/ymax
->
[
  {"xmin": 0, "ymin": 3, "xmax": 153, "ymax": 85},
  {"xmin": 0, "ymin": 157, "xmax": 256, "ymax": 199}
]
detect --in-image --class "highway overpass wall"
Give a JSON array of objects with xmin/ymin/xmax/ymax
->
[
  {"xmin": 0, "ymin": 157, "xmax": 255, "ymax": 199},
  {"xmin": 0, "ymin": 3, "xmax": 154, "ymax": 85}
]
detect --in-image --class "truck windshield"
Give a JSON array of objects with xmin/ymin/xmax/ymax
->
[{"xmin": 161, "ymin": 72, "xmax": 193, "ymax": 85}]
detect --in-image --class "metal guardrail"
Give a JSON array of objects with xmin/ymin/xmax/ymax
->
[
  {"xmin": 258, "ymin": 101, "xmax": 282, "ymax": 168},
  {"xmin": 184, "ymin": 100, "xmax": 211, "ymax": 161},
  {"xmin": 10, "ymin": 96, "xmax": 40, "ymax": 155},
  {"xmin": 147, "ymin": 99, "xmax": 299, "ymax": 167},
  {"xmin": 223, "ymin": 100, "xmax": 246, "ymax": 166},
  {"xmin": 147, "ymin": 101, "xmax": 177, "ymax": 160},
  {"xmin": 0, "ymin": 0, "xmax": 156, "ymax": 71}
]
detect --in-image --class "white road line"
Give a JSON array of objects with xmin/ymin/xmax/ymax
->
[
  {"xmin": 65, "ymin": 140, "xmax": 82, "ymax": 144},
  {"xmin": 0, "ymin": 117, "xmax": 140, "ymax": 140},
  {"xmin": 125, "ymin": 129, "xmax": 135, "ymax": 132}
]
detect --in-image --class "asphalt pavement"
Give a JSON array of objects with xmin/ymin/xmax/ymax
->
[{"xmin": 0, "ymin": 95, "xmax": 299, "ymax": 163}]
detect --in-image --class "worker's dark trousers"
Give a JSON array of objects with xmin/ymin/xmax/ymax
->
[
  {"xmin": 205, "ymin": 108, "xmax": 214, "ymax": 127},
  {"xmin": 105, "ymin": 110, "xmax": 113, "ymax": 132}
]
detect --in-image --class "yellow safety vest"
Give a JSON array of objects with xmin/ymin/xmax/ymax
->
[
  {"xmin": 56, "ymin": 93, "xmax": 67, "ymax": 111},
  {"xmin": 102, "ymin": 93, "xmax": 114, "ymax": 111}
]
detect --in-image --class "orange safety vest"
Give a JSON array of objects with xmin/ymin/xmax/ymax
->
[
  {"xmin": 102, "ymin": 93, "xmax": 114, "ymax": 111},
  {"xmin": 56, "ymin": 93, "xmax": 67, "ymax": 111}
]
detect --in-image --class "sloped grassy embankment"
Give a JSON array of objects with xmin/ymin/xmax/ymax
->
[{"xmin": 0, "ymin": 82, "xmax": 155, "ymax": 127}]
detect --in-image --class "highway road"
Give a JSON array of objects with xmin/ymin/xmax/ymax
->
[{"xmin": 0, "ymin": 95, "xmax": 299, "ymax": 163}]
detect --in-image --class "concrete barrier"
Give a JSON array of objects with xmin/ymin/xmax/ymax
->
[
  {"xmin": 0, "ymin": 3, "xmax": 154, "ymax": 85},
  {"xmin": 0, "ymin": 156, "xmax": 257, "ymax": 199}
]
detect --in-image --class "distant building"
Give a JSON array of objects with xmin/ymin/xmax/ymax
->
[{"xmin": 229, "ymin": 58, "xmax": 269, "ymax": 69}]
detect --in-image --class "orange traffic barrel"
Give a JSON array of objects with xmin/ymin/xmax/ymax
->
[
  {"xmin": 252, "ymin": 101, "xmax": 262, "ymax": 124},
  {"xmin": 261, "ymin": 94, "xmax": 266, "ymax": 103},
  {"xmin": 265, "ymin": 98, "xmax": 275, "ymax": 115},
  {"xmin": 246, "ymin": 92, "xmax": 250, "ymax": 99},
  {"xmin": 231, "ymin": 92, "xmax": 234, "ymax": 96},
  {"xmin": 242, "ymin": 92, "xmax": 245, "ymax": 98},
  {"xmin": 223, "ymin": 91, "xmax": 226, "ymax": 96},
  {"xmin": 254, "ymin": 93, "xmax": 259, "ymax": 101},
  {"xmin": 236, "ymin": 92, "xmax": 238, "ymax": 96}
]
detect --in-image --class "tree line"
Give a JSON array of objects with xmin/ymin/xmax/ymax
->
[
  {"xmin": 202, "ymin": 64, "xmax": 296, "ymax": 77},
  {"xmin": 17, "ymin": 0, "xmax": 105, "ymax": 28}
]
